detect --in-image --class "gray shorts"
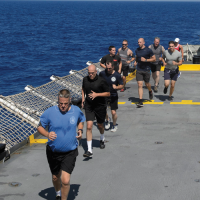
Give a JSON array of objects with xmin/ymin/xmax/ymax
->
[{"xmin": 136, "ymin": 70, "xmax": 150, "ymax": 83}]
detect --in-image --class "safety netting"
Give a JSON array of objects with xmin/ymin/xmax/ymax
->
[{"xmin": 0, "ymin": 62, "xmax": 103, "ymax": 151}]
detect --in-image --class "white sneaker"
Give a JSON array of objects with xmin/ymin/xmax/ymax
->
[
  {"xmin": 105, "ymin": 117, "xmax": 111, "ymax": 129},
  {"xmin": 178, "ymin": 71, "xmax": 181, "ymax": 78},
  {"xmin": 110, "ymin": 125, "xmax": 118, "ymax": 132}
]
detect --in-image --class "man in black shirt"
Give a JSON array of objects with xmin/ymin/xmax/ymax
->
[
  {"xmin": 134, "ymin": 38, "xmax": 156, "ymax": 107},
  {"xmin": 82, "ymin": 65, "xmax": 110, "ymax": 158},
  {"xmin": 100, "ymin": 46, "xmax": 122, "ymax": 73},
  {"xmin": 99, "ymin": 61, "xmax": 123, "ymax": 132}
]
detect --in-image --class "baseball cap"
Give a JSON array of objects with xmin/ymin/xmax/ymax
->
[{"xmin": 174, "ymin": 38, "xmax": 180, "ymax": 43}]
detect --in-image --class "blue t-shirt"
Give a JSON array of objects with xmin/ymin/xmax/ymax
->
[
  {"xmin": 99, "ymin": 70, "xmax": 123, "ymax": 97},
  {"xmin": 135, "ymin": 46, "xmax": 154, "ymax": 71},
  {"xmin": 40, "ymin": 105, "xmax": 85, "ymax": 152}
]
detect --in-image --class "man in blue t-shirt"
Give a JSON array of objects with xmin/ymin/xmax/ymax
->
[
  {"xmin": 37, "ymin": 89, "xmax": 85, "ymax": 200},
  {"xmin": 134, "ymin": 38, "xmax": 156, "ymax": 107},
  {"xmin": 99, "ymin": 61, "xmax": 123, "ymax": 132}
]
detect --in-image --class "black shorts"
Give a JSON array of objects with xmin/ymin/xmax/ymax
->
[
  {"xmin": 164, "ymin": 68, "xmax": 179, "ymax": 81},
  {"xmin": 121, "ymin": 65, "xmax": 129, "ymax": 76},
  {"xmin": 46, "ymin": 145, "xmax": 78, "ymax": 175},
  {"xmin": 85, "ymin": 104, "xmax": 106, "ymax": 124},
  {"xmin": 107, "ymin": 96, "xmax": 118, "ymax": 110},
  {"xmin": 114, "ymin": 65, "xmax": 119, "ymax": 72},
  {"xmin": 151, "ymin": 64, "xmax": 161, "ymax": 73},
  {"xmin": 136, "ymin": 70, "xmax": 150, "ymax": 83}
]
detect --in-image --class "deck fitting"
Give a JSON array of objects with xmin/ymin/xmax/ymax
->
[{"xmin": 8, "ymin": 182, "xmax": 22, "ymax": 187}]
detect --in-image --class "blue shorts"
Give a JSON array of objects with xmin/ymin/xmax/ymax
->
[{"xmin": 164, "ymin": 68, "xmax": 179, "ymax": 81}]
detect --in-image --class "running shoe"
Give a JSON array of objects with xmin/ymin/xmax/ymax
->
[
  {"xmin": 110, "ymin": 125, "xmax": 118, "ymax": 132},
  {"xmin": 163, "ymin": 87, "xmax": 168, "ymax": 94},
  {"xmin": 55, "ymin": 196, "xmax": 61, "ymax": 200},
  {"xmin": 178, "ymin": 71, "xmax": 181, "ymax": 78},
  {"xmin": 154, "ymin": 85, "xmax": 158, "ymax": 93},
  {"xmin": 168, "ymin": 96, "xmax": 173, "ymax": 101},
  {"xmin": 100, "ymin": 140, "xmax": 105, "ymax": 149},
  {"xmin": 137, "ymin": 100, "xmax": 143, "ymax": 107},
  {"xmin": 83, "ymin": 151, "xmax": 93, "ymax": 157},
  {"xmin": 105, "ymin": 117, "xmax": 111, "ymax": 129},
  {"xmin": 149, "ymin": 90, "xmax": 153, "ymax": 100},
  {"xmin": 120, "ymin": 88, "xmax": 125, "ymax": 92}
]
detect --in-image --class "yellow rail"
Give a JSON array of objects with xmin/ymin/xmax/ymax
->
[{"xmin": 161, "ymin": 64, "xmax": 200, "ymax": 71}]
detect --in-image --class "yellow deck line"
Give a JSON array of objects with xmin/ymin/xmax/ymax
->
[
  {"xmin": 161, "ymin": 64, "xmax": 200, "ymax": 71},
  {"xmin": 170, "ymin": 100, "xmax": 200, "ymax": 105},
  {"xmin": 131, "ymin": 100, "xmax": 164, "ymax": 105},
  {"xmin": 126, "ymin": 71, "xmax": 136, "ymax": 83},
  {"xmin": 29, "ymin": 134, "xmax": 48, "ymax": 144},
  {"xmin": 118, "ymin": 102, "xmax": 126, "ymax": 104}
]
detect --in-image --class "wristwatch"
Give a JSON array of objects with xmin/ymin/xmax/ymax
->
[
  {"xmin": 78, "ymin": 129, "xmax": 83, "ymax": 133},
  {"xmin": 145, "ymin": 59, "xmax": 147, "ymax": 62}
]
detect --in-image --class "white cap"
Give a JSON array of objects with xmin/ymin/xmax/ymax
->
[{"xmin": 174, "ymin": 38, "xmax": 180, "ymax": 43}]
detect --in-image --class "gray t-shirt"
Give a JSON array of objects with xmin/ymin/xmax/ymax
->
[{"xmin": 163, "ymin": 49, "xmax": 182, "ymax": 70}]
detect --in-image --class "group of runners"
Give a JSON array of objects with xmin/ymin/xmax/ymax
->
[{"xmin": 37, "ymin": 37, "xmax": 183, "ymax": 200}]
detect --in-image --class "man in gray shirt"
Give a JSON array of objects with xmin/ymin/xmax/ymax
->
[
  {"xmin": 117, "ymin": 40, "xmax": 135, "ymax": 92},
  {"xmin": 149, "ymin": 37, "xmax": 165, "ymax": 92},
  {"xmin": 161, "ymin": 41, "xmax": 182, "ymax": 101}
]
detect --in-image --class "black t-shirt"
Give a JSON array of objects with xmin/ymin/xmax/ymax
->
[
  {"xmin": 135, "ymin": 46, "xmax": 154, "ymax": 71},
  {"xmin": 101, "ymin": 54, "xmax": 121, "ymax": 71},
  {"xmin": 99, "ymin": 70, "xmax": 123, "ymax": 97},
  {"xmin": 82, "ymin": 75, "xmax": 110, "ymax": 107}
]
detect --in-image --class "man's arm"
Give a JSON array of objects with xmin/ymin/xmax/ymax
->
[
  {"xmin": 76, "ymin": 122, "xmax": 84, "ymax": 140},
  {"xmin": 141, "ymin": 55, "xmax": 156, "ymax": 62},
  {"xmin": 159, "ymin": 46, "xmax": 166, "ymax": 61},
  {"xmin": 100, "ymin": 56, "xmax": 106, "ymax": 69},
  {"xmin": 37, "ymin": 126, "xmax": 57, "ymax": 141},
  {"xmin": 180, "ymin": 45, "xmax": 184, "ymax": 61},
  {"xmin": 161, "ymin": 54, "xmax": 166, "ymax": 66},
  {"xmin": 81, "ymin": 87, "xmax": 85, "ymax": 108},
  {"xmin": 127, "ymin": 50, "xmax": 135, "ymax": 64},
  {"xmin": 88, "ymin": 91, "xmax": 110, "ymax": 100},
  {"xmin": 172, "ymin": 56, "xmax": 182, "ymax": 66},
  {"xmin": 113, "ymin": 84, "xmax": 124, "ymax": 90},
  {"xmin": 118, "ymin": 61, "xmax": 122, "ymax": 73},
  {"xmin": 100, "ymin": 62, "xmax": 106, "ymax": 69},
  {"xmin": 116, "ymin": 48, "xmax": 121, "ymax": 56}
]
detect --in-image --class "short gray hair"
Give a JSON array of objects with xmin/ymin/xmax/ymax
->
[
  {"xmin": 58, "ymin": 89, "xmax": 71, "ymax": 98},
  {"xmin": 154, "ymin": 37, "xmax": 160, "ymax": 41}
]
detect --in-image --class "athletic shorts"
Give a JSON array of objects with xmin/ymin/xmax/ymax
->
[
  {"xmin": 85, "ymin": 104, "xmax": 106, "ymax": 124},
  {"xmin": 151, "ymin": 64, "xmax": 161, "ymax": 73},
  {"xmin": 107, "ymin": 96, "xmax": 118, "ymax": 110},
  {"xmin": 121, "ymin": 65, "xmax": 129, "ymax": 77},
  {"xmin": 46, "ymin": 145, "xmax": 78, "ymax": 175},
  {"xmin": 114, "ymin": 65, "xmax": 119, "ymax": 73},
  {"xmin": 136, "ymin": 70, "xmax": 150, "ymax": 83},
  {"xmin": 164, "ymin": 68, "xmax": 179, "ymax": 81}
]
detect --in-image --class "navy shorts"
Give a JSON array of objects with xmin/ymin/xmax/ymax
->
[
  {"xmin": 164, "ymin": 68, "xmax": 179, "ymax": 81},
  {"xmin": 46, "ymin": 145, "xmax": 78, "ymax": 175}
]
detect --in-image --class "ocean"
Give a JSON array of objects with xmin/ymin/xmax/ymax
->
[{"xmin": 0, "ymin": 1, "xmax": 200, "ymax": 96}]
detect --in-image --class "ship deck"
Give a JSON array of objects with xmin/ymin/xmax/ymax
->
[{"xmin": 1, "ymin": 69, "xmax": 200, "ymax": 200}]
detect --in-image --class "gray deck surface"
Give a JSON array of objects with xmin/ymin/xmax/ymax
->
[{"xmin": 1, "ymin": 71, "xmax": 200, "ymax": 200}]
